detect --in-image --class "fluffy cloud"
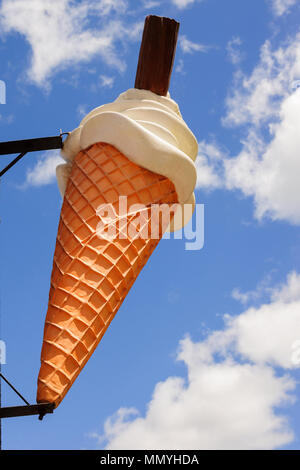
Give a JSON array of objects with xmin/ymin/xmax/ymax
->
[
  {"xmin": 223, "ymin": 35, "xmax": 300, "ymax": 128},
  {"xmin": 194, "ymin": 31, "xmax": 300, "ymax": 225},
  {"xmin": 142, "ymin": 0, "xmax": 161, "ymax": 8},
  {"xmin": 216, "ymin": 272, "xmax": 300, "ymax": 369},
  {"xmin": 22, "ymin": 150, "xmax": 64, "ymax": 188},
  {"xmin": 99, "ymin": 74, "xmax": 115, "ymax": 88},
  {"xmin": 222, "ymin": 32, "xmax": 300, "ymax": 223},
  {"xmin": 98, "ymin": 362, "xmax": 294, "ymax": 450},
  {"xmin": 91, "ymin": 272, "xmax": 300, "ymax": 450},
  {"xmin": 171, "ymin": 0, "xmax": 198, "ymax": 9},
  {"xmin": 0, "ymin": 0, "xmax": 138, "ymax": 87},
  {"xmin": 195, "ymin": 141, "xmax": 225, "ymax": 190},
  {"xmin": 269, "ymin": 0, "xmax": 298, "ymax": 16},
  {"xmin": 173, "ymin": 0, "xmax": 298, "ymax": 15},
  {"xmin": 272, "ymin": 271, "xmax": 300, "ymax": 303},
  {"xmin": 179, "ymin": 35, "xmax": 209, "ymax": 54},
  {"xmin": 224, "ymin": 89, "xmax": 300, "ymax": 222},
  {"xmin": 226, "ymin": 37, "xmax": 244, "ymax": 65},
  {"xmin": 231, "ymin": 271, "xmax": 275, "ymax": 305}
]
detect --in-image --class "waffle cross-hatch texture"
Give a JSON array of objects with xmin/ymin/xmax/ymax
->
[{"xmin": 37, "ymin": 142, "xmax": 178, "ymax": 407}]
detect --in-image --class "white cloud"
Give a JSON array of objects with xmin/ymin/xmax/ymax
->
[
  {"xmin": 142, "ymin": 0, "xmax": 161, "ymax": 8},
  {"xmin": 224, "ymin": 88, "xmax": 300, "ymax": 223},
  {"xmin": 91, "ymin": 0, "xmax": 128, "ymax": 15},
  {"xmin": 100, "ymin": 74, "xmax": 115, "ymax": 88},
  {"xmin": 233, "ymin": 301, "xmax": 300, "ymax": 369},
  {"xmin": 271, "ymin": 271, "xmax": 300, "ymax": 303},
  {"xmin": 269, "ymin": 0, "xmax": 298, "ymax": 16},
  {"xmin": 194, "ymin": 32, "xmax": 300, "ymax": 225},
  {"xmin": 171, "ymin": 0, "xmax": 197, "ymax": 9},
  {"xmin": 232, "ymin": 288, "xmax": 253, "ymax": 305},
  {"xmin": 180, "ymin": 35, "xmax": 209, "ymax": 54},
  {"xmin": 77, "ymin": 104, "xmax": 88, "ymax": 118},
  {"xmin": 195, "ymin": 141, "xmax": 225, "ymax": 190},
  {"xmin": 22, "ymin": 150, "xmax": 64, "ymax": 188},
  {"xmin": 91, "ymin": 272, "xmax": 300, "ymax": 450},
  {"xmin": 231, "ymin": 271, "xmax": 275, "ymax": 305},
  {"xmin": 176, "ymin": 35, "xmax": 212, "ymax": 73},
  {"xmin": 201, "ymin": 272, "xmax": 300, "ymax": 370},
  {"xmin": 223, "ymin": 34, "xmax": 300, "ymax": 128},
  {"xmin": 97, "ymin": 361, "xmax": 294, "ymax": 450},
  {"xmin": 226, "ymin": 36, "xmax": 244, "ymax": 65},
  {"xmin": 0, "ymin": 0, "xmax": 137, "ymax": 87},
  {"xmin": 175, "ymin": 58, "xmax": 185, "ymax": 74}
]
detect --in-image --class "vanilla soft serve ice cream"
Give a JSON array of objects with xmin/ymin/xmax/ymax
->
[{"xmin": 56, "ymin": 88, "xmax": 198, "ymax": 230}]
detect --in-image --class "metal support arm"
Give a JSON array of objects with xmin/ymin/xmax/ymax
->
[
  {"xmin": 0, "ymin": 135, "xmax": 63, "ymax": 177},
  {"xmin": 0, "ymin": 403, "xmax": 55, "ymax": 420},
  {"xmin": 0, "ymin": 136, "xmax": 63, "ymax": 155},
  {"xmin": 0, "ymin": 134, "xmax": 62, "ymax": 434}
]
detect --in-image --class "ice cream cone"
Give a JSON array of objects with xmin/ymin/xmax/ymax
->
[{"xmin": 37, "ymin": 142, "xmax": 178, "ymax": 407}]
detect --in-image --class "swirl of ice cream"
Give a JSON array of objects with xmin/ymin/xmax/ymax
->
[{"xmin": 57, "ymin": 88, "xmax": 198, "ymax": 230}]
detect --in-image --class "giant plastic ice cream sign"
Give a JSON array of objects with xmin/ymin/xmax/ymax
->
[{"xmin": 36, "ymin": 16, "xmax": 198, "ymax": 408}]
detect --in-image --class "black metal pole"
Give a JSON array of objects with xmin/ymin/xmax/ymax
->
[
  {"xmin": 0, "ymin": 151, "xmax": 27, "ymax": 178},
  {"xmin": 0, "ymin": 403, "xmax": 54, "ymax": 420},
  {"xmin": 0, "ymin": 134, "xmax": 63, "ymax": 447},
  {"xmin": 0, "ymin": 226, "xmax": 2, "ymax": 450},
  {"xmin": 0, "ymin": 374, "xmax": 30, "ymax": 406},
  {"xmin": 0, "ymin": 135, "xmax": 62, "ymax": 155}
]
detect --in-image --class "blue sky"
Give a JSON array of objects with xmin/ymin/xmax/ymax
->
[{"xmin": 1, "ymin": 0, "xmax": 300, "ymax": 450}]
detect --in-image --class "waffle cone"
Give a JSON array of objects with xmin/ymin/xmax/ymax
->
[{"xmin": 37, "ymin": 142, "xmax": 178, "ymax": 407}]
